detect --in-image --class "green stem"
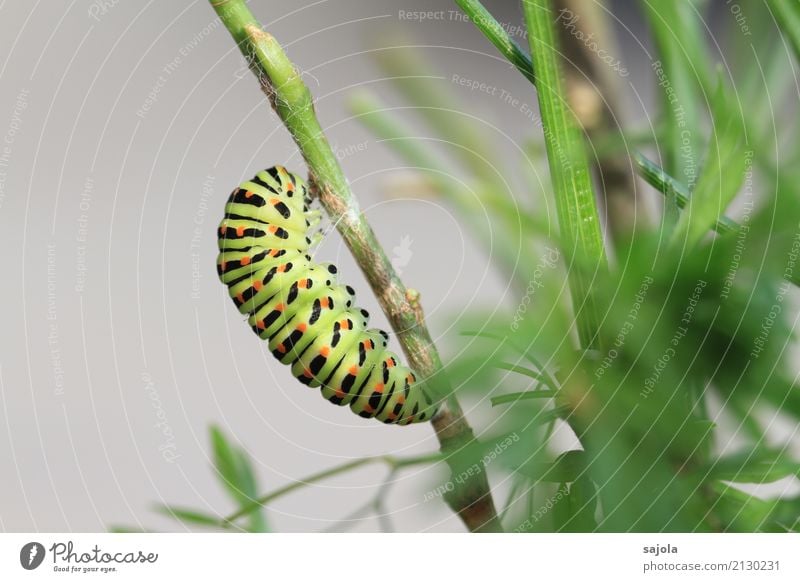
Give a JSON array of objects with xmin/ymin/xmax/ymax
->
[
  {"xmin": 220, "ymin": 454, "xmax": 439, "ymax": 528},
  {"xmin": 523, "ymin": 0, "xmax": 607, "ymax": 348},
  {"xmin": 456, "ymin": 0, "xmax": 536, "ymax": 83},
  {"xmin": 209, "ymin": 0, "xmax": 501, "ymax": 533},
  {"xmin": 457, "ymin": 0, "xmax": 609, "ymax": 346},
  {"xmin": 635, "ymin": 152, "xmax": 800, "ymax": 288},
  {"xmin": 553, "ymin": 0, "xmax": 646, "ymax": 242},
  {"xmin": 491, "ymin": 390, "xmax": 556, "ymax": 406},
  {"xmin": 455, "ymin": 0, "xmax": 537, "ymax": 85},
  {"xmin": 633, "ymin": 153, "xmax": 737, "ymax": 234}
]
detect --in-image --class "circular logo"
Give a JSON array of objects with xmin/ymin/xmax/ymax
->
[{"xmin": 19, "ymin": 542, "xmax": 45, "ymax": 570}]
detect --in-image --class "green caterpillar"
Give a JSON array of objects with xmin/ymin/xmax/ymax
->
[{"xmin": 216, "ymin": 166, "xmax": 438, "ymax": 424}]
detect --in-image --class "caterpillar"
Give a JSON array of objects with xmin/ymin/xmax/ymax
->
[{"xmin": 216, "ymin": 166, "xmax": 438, "ymax": 425}]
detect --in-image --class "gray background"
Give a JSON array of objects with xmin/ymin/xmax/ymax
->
[{"xmin": 0, "ymin": 0, "xmax": 782, "ymax": 532}]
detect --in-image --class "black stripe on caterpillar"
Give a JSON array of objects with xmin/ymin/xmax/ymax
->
[{"xmin": 216, "ymin": 166, "xmax": 439, "ymax": 424}]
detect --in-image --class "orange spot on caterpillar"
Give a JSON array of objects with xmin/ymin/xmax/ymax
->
[
  {"xmin": 257, "ymin": 320, "xmax": 266, "ymax": 330},
  {"xmin": 397, "ymin": 394, "xmax": 406, "ymax": 404},
  {"xmin": 320, "ymin": 346, "xmax": 330, "ymax": 357},
  {"xmin": 253, "ymin": 280, "xmax": 263, "ymax": 291},
  {"xmin": 220, "ymin": 261, "xmax": 227, "ymax": 272},
  {"xmin": 269, "ymin": 198, "xmax": 280, "ymax": 206},
  {"xmin": 297, "ymin": 323, "xmax": 307, "ymax": 332},
  {"xmin": 303, "ymin": 369, "xmax": 313, "ymax": 378},
  {"xmin": 386, "ymin": 359, "xmax": 395, "ymax": 368},
  {"xmin": 240, "ymin": 256, "xmax": 251, "ymax": 266},
  {"xmin": 298, "ymin": 279, "xmax": 308, "ymax": 289},
  {"xmin": 374, "ymin": 383, "xmax": 384, "ymax": 394},
  {"xmin": 236, "ymin": 225, "xmax": 245, "ymax": 237},
  {"xmin": 320, "ymin": 298, "xmax": 330, "ymax": 308},
  {"xmin": 244, "ymin": 190, "xmax": 254, "ymax": 198},
  {"xmin": 363, "ymin": 405, "xmax": 374, "ymax": 414},
  {"xmin": 275, "ymin": 303, "xmax": 285, "ymax": 312},
  {"xmin": 277, "ymin": 344, "xmax": 287, "ymax": 354},
  {"xmin": 335, "ymin": 389, "xmax": 345, "ymax": 399},
  {"xmin": 219, "ymin": 225, "xmax": 226, "ymax": 235},
  {"xmin": 236, "ymin": 293, "xmax": 244, "ymax": 304},
  {"xmin": 277, "ymin": 264, "xmax": 286, "ymax": 273},
  {"xmin": 268, "ymin": 225, "xmax": 278, "ymax": 234},
  {"xmin": 348, "ymin": 365, "xmax": 359, "ymax": 376},
  {"xmin": 269, "ymin": 249, "xmax": 280, "ymax": 257},
  {"xmin": 362, "ymin": 340, "xmax": 371, "ymax": 350}
]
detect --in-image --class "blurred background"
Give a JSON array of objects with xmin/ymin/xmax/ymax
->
[{"xmin": 1, "ymin": 0, "xmax": 797, "ymax": 532}]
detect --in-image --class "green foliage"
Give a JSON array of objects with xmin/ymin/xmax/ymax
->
[
  {"xmin": 439, "ymin": 0, "xmax": 800, "ymax": 533},
  {"xmin": 207, "ymin": 425, "xmax": 269, "ymax": 532},
  {"xmin": 670, "ymin": 76, "xmax": 748, "ymax": 249},
  {"xmin": 139, "ymin": 0, "xmax": 800, "ymax": 533},
  {"xmin": 523, "ymin": 0, "xmax": 607, "ymax": 347},
  {"xmin": 111, "ymin": 426, "xmax": 269, "ymax": 532}
]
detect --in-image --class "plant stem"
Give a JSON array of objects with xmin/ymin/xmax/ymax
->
[
  {"xmin": 633, "ymin": 153, "xmax": 737, "ymax": 235},
  {"xmin": 456, "ymin": 0, "xmax": 646, "ymax": 244},
  {"xmin": 642, "ymin": 1, "xmax": 701, "ymax": 234},
  {"xmin": 553, "ymin": 0, "xmax": 648, "ymax": 242},
  {"xmin": 523, "ymin": 0, "xmax": 607, "ymax": 348},
  {"xmin": 455, "ymin": 0, "xmax": 537, "ymax": 85},
  {"xmin": 209, "ymin": 0, "xmax": 501, "ymax": 532},
  {"xmin": 635, "ymin": 152, "xmax": 800, "ymax": 288},
  {"xmin": 456, "ymin": 0, "xmax": 610, "ymax": 345},
  {"xmin": 491, "ymin": 390, "xmax": 556, "ymax": 406},
  {"xmin": 220, "ymin": 454, "xmax": 440, "ymax": 528}
]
